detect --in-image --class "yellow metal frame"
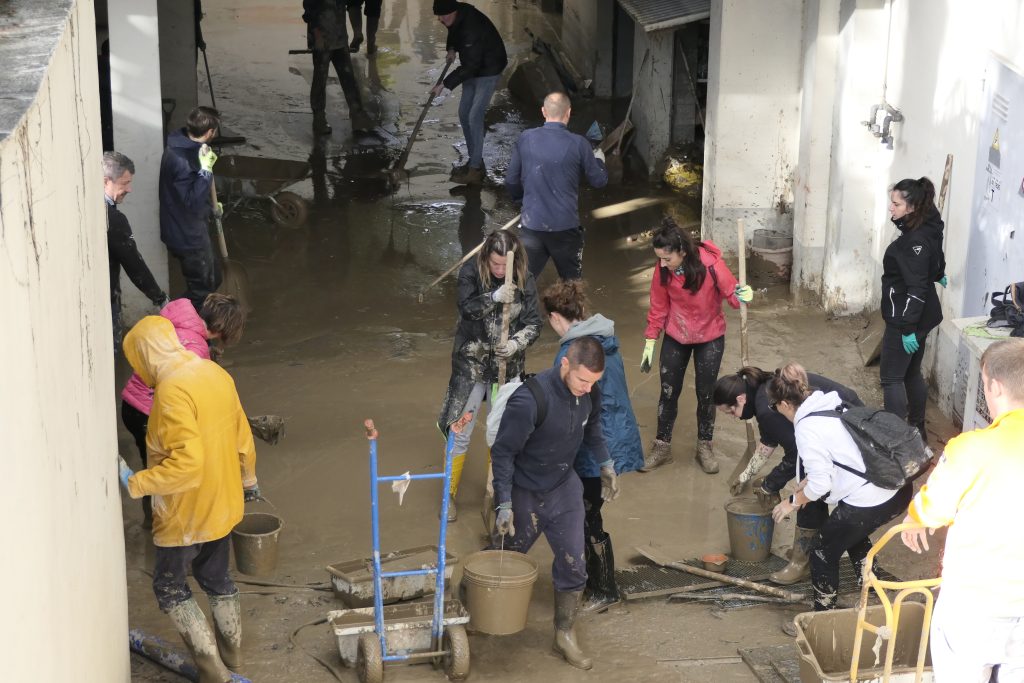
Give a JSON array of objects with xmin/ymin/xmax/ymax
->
[{"xmin": 849, "ymin": 522, "xmax": 941, "ymax": 683}]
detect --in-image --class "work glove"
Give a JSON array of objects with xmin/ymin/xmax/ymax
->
[
  {"xmin": 118, "ymin": 455, "xmax": 134, "ymax": 493},
  {"xmin": 729, "ymin": 475, "xmax": 748, "ymax": 497},
  {"xmin": 939, "ymin": 275, "xmax": 948, "ymax": 288},
  {"xmin": 902, "ymin": 333, "xmax": 920, "ymax": 355},
  {"xmin": 599, "ymin": 462, "xmax": 620, "ymax": 502},
  {"xmin": 494, "ymin": 338, "xmax": 520, "ymax": 359},
  {"xmin": 243, "ymin": 484, "xmax": 262, "ymax": 503},
  {"xmin": 198, "ymin": 145, "xmax": 218, "ymax": 173},
  {"xmin": 495, "ymin": 504, "xmax": 515, "ymax": 537},
  {"xmin": 491, "ymin": 282, "xmax": 517, "ymax": 304},
  {"xmin": 753, "ymin": 477, "xmax": 781, "ymax": 509},
  {"xmin": 734, "ymin": 284, "xmax": 753, "ymax": 303},
  {"xmin": 640, "ymin": 338, "xmax": 656, "ymax": 373},
  {"xmin": 593, "ymin": 147, "xmax": 606, "ymax": 163},
  {"xmin": 213, "ymin": 201, "xmax": 224, "ymax": 218}
]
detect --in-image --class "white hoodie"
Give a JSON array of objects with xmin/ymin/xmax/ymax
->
[{"xmin": 794, "ymin": 391, "xmax": 897, "ymax": 508}]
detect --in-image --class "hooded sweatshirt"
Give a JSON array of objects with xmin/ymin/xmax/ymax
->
[
  {"xmin": 123, "ymin": 316, "xmax": 256, "ymax": 547},
  {"xmin": 793, "ymin": 390, "xmax": 897, "ymax": 508},
  {"xmin": 121, "ymin": 298, "xmax": 210, "ymax": 414},
  {"xmin": 645, "ymin": 241, "xmax": 740, "ymax": 344},
  {"xmin": 880, "ymin": 206, "xmax": 946, "ymax": 336},
  {"xmin": 554, "ymin": 314, "xmax": 643, "ymax": 478}
]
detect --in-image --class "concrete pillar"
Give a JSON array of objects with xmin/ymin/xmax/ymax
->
[
  {"xmin": 562, "ymin": 0, "xmax": 614, "ymax": 97},
  {"xmin": 632, "ymin": 28, "xmax": 674, "ymax": 176},
  {"xmin": 108, "ymin": 0, "xmax": 169, "ymax": 322},
  {"xmin": 158, "ymin": 0, "xmax": 199, "ymax": 133}
]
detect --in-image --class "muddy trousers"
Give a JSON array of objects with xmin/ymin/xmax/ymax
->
[
  {"xmin": 880, "ymin": 325, "xmax": 928, "ymax": 433},
  {"xmin": 172, "ymin": 243, "xmax": 221, "ymax": 313},
  {"xmin": 520, "ymin": 226, "xmax": 584, "ymax": 281},
  {"xmin": 310, "ymin": 48, "xmax": 363, "ymax": 119},
  {"xmin": 452, "ymin": 381, "xmax": 488, "ymax": 454},
  {"xmin": 809, "ymin": 484, "xmax": 912, "ymax": 611},
  {"xmin": 501, "ymin": 474, "xmax": 587, "ymax": 592},
  {"xmin": 929, "ymin": 598, "xmax": 1024, "ymax": 682},
  {"xmin": 153, "ymin": 535, "xmax": 237, "ymax": 612},
  {"xmin": 656, "ymin": 335, "xmax": 725, "ymax": 443},
  {"xmin": 458, "ymin": 74, "xmax": 499, "ymax": 169}
]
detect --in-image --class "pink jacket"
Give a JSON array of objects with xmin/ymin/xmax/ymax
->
[
  {"xmin": 121, "ymin": 298, "xmax": 210, "ymax": 414},
  {"xmin": 644, "ymin": 240, "xmax": 740, "ymax": 345}
]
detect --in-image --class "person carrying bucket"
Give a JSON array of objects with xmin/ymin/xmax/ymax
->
[
  {"xmin": 639, "ymin": 217, "xmax": 753, "ymax": 475},
  {"xmin": 117, "ymin": 316, "xmax": 259, "ymax": 683},
  {"xmin": 490, "ymin": 337, "xmax": 620, "ymax": 670},
  {"xmin": 436, "ymin": 229, "xmax": 541, "ymax": 523},
  {"xmin": 766, "ymin": 363, "xmax": 911, "ymax": 617},
  {"xmin": 713, "ymin": 367, "xmax": 862, "ymax": 588},
  {"xmin": 541, "ymin": 280, "xmax": 642, "ymax": 613}
]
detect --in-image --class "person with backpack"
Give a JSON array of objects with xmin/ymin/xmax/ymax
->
[
  {"xmin": 901, "ymin": 339, "xmax": 1024, "ymax": 681},
  {"xmin": 714, "ymin": 367, "xmax": 863, "ymax": 586},
  {"xmin": 640, "ymin": 217, "xmax": 753, "ymax": 475},
  {"xmin": 542, "ymin": 280, "xmax": 642, "ymax": 613},
  {"xmin": 490, "ymin": 337, "xmax": 618, "ymax": 670},
  {"xmin": 880, "ymin": 177, "xmax": 947, "ymax": 438},
  {"xmin": 436, "ymin": 229, "xmax": 541, "ymax": 522},
  {"xmin": 767, "ymin": 363, "xmax": 912, "ymax": 612}
]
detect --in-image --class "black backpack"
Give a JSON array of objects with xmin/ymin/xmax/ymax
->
[
  {"xmin": 803, "ymin": 404, "xmax": 933, "ymax": 489},
  {"xmin": 989, "ymin": 282, "xmax": 1024, "ymax": 337}
]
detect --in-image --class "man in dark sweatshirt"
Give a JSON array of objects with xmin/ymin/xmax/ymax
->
[
  {"xmin": 491, "ymin": 336, "xmax": 620, "ymax": 671},
  {"xmin": 431, "ymin": 0, "xmax": 507, "ymax": 185},
  {"xmin": 159, "ymin": 106, "xmax": 221, "ymax": 311}
]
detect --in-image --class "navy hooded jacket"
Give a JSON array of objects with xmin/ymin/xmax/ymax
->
[{"xmin": 159, "ymin": 129, "xmax": 214, "ymax": 253}]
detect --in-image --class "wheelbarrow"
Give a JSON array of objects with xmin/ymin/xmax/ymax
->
[
  {"xmin": 214, "ymin": 155, "xmax": 311, "ymax": 229},
  {"xmin": 327, "ymin": 416, "xmax": 473, "ymax": 683}
]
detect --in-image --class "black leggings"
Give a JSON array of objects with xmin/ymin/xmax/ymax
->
[
  {"xmin": 880, "ymin": 325, "xmax": 927, "ymax": 432},
  {"xmin": 809, "ymin": 483, "xmax": 913, "ymax": 611},
  {"xmin": 581, "ymin": 477, "xmax": 604, "ymax": 542},
  {"xmin": 656, "ymin": 335, "xmax": 725, "ymax": 443}
]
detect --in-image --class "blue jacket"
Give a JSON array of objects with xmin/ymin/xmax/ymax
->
[
  {"xmin": 505, "ymin": 122, "xmax": 608, "ymax": 232},
  {"xmin": 159, "ymin": 129, "xmax": 213, "ymax": 253},
  {"xmin": 554, "ymin": 314, "xmax": 644, "ymax": 478}
]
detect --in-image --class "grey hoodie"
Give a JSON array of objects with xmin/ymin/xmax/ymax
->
[{"xmin": 559, "ymin": 313, "xmax": 614, "ymax": 344}]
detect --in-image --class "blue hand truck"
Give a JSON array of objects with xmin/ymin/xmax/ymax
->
[{"xmin": 351, "ymin": 417, "xmax": 472, "ymax": 683}]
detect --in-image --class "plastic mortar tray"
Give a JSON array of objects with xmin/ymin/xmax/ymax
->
[{"xmin": 326, "ymin": 545, "xmax": 458, "ymax": 608}]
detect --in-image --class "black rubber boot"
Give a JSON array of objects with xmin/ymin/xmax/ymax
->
[{"xmin": 581, "ymin": 533, "xmax": 620, "ymax": 614}]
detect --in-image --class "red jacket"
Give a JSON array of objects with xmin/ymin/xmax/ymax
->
[{"xmin": 644, "ymin": 240, "xmax": 740, "ymax": 344}]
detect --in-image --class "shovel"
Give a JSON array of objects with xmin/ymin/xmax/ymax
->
[
  {"xmin": 384, "ymin": 62, "xmax": 454, "ymax": 190},
  {"xmin": 604, "ymin": 48, "xmax": 649, "ymax": 185},
  {"xmin": 727, "ymin": 218, "xmax": 756, "ymax": 489},
  {"xmin": 208, "ymin": 171, "xmax": 252, "ymax": 312}
]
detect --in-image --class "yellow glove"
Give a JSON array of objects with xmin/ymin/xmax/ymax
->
[
  {"xmin": 198, "ymin": 145, "xmax": 218, "ymax": 173},
  {"xmin": 640, "ymin": 338, "xmax": 656, "ymax": 373},
  {"xmin": 734, "ymin": 284, "xmax": 753, "ymax": 303}
]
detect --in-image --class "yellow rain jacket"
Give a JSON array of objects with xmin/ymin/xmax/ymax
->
[{"xmin": 123, "ymin": 316, "xmax": 257, "ymax": 547}]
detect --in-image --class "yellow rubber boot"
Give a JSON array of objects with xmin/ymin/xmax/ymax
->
[{"xmin": 443, "ymin": 453, "xmax": 466, "ymax": 523}]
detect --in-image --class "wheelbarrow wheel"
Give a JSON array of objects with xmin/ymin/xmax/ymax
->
[
  {"xmin": 269, "ymin": 191, "xmax": 309, "ymax": 229},
  {"xmin": 356, "ymin": 633, "xmax": 384, "ymax": 683},
  {"xmin": 443, "ymin": 625, "xmax": 470, "ymax": 681}
]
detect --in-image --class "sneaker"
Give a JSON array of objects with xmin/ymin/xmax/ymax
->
[
  {"xmin": 639, "ymin": 439, "xmax": 673, "ymax": 472},
  {"xmin": 450, "ymin": 165, "xmax": 484, "ymax": 186},
  {"xmin": 695, "ymin": 440, "xmax": 719, "ymax": 474}
]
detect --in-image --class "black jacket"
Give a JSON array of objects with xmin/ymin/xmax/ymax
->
[
  {"xmin": 107, "ymin": 201, "xmax": 165, "ymax": 309},
  {"xmin": 880, "ymin": 207, "xmax": 946, "ymax": 335},
  {"xmin": 442, "ymin": 3, "xmax": 507, "ymax": 90},
  {"xmin": 742, "ymin": 373, "xmax": 862, "ymax": 493},
  {"xmin": 490, "ymin": 366, "xmax": 610, "ymax": 506},
  {"xmin": 159, "ymin": 129, "xmax": 213, "ymax": 253}
]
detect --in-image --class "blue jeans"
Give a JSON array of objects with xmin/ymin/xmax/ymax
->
[{"xmin": 458, "ymin": 74, "xmax": 499, "ymax": 169}]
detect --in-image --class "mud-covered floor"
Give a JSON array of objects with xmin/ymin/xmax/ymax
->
[{"xmin": 121, "ymin": 1, "xmax": 955, "ymax": 681}]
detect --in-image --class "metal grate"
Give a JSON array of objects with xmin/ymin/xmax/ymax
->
[{"xmin": 617, "ymin": 0, "xmax": 711, "ymax": 32}]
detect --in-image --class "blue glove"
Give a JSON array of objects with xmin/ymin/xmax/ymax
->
[
  {"xmin": 939, "ymin": 275, "xmax": 948, "ymax": 288},
  {"xmin": 118, "ymin": 455, "xmax": 134, "ymax": 492},
  {"xmin": 902, "ymin": 333, "xmax": 920, "ymax": 354},
  {"xmin": 734, "ymin": 284, "xmax": 753, "ymax": 303},
  {"xmin": 243, "ymin": 485, "xmax": 262, "ymax": 503}
]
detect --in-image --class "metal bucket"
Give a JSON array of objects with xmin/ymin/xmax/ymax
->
[
  {"xmin": 749, "ymin": 229, "xmax": 794, "ymax": 280},
  {"xmin": 725, "ymin": 498, "xmax": 775, "ymax": 562},
  {"xmin": 461, "ymin": 550, "xmax": 538, "ymax": 635},
  {"xmin": 231, "ymin": 512, "xmax": 283, "ymax": 576}
]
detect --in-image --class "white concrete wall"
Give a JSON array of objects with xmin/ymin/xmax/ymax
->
[
  {"xmin": 158, "ymin": 0, "xmax": 199, "ymax": 133},
  {"xmin": 561, "ymin": 0, "xmax": 614, "ymax": 97},
  {"xmin": 701, "ymin": 0, "xmax": 804, "ymax": 255},
  {"xmin": 109, "ymin": 0, "xmax": 169, "ymax": 324},
  {"xmin": 0, "ymin": 0, "xmax": 130, "ymax": 680},
  {"xmin": 632, "ymin": 27, "xmax": 675, "ymax": 175}
]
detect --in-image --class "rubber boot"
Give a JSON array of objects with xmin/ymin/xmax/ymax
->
[
  {"xmin": 581, "ymin": 533, "xmax": 620, "ymax": 614},
  {"xmin": 695, "ymin": 440, "xmax": 719, "ymax": 474},
  {"xmin": 366, "ymin": 16, "xmax": 379, "ymax": 55},
  {"xmin": 209, "ymin": 592, "xmax": 243, "ymax": 672},
  {"xmin": 440, "ymin": 453, "xmax": 465, "ymax": 523},
  {"xmin": 166, "ymin": 598, "xmax": 232, "ymax": 683},
  {"xmin": 313, "ymin": 112, "xmax": 332, "ymax": 135},
  {"xmin": 639, "ymin": 439, "xmax": 673, "ymax": 472},
  {"xmin": 552, "ymin": 590, "xmax": 593, "ymax": 670},
  {"xmin": 770, "ymin": 527, "xmax": 816, "ymax": 585},
  {"xmin": 347, "ymin": 6, "xmax": 363, "ymax": 52}
]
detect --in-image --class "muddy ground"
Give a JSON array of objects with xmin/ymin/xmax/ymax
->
[{"xmin": 120, "ymin": 1, "xmax": 955, "ymax": 681}]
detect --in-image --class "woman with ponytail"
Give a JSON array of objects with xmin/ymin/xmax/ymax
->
[
  {"xmin": 766, "ymin": 363, "xmax": 912, "ymax": 613},
  {"xmin": 881, "ymin": 177, "xmax": 947, "ymax": 439},
  {"xmin": 437, "ymin": 229, "xmax": 542, "ymax": 522},
  {"xmin": 714, "ymin": 367, "xmax": 862, "ymax": 586},
  {"xmin": 639, "ymin": 217, "xmax": 752, "ymax": 475}
]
